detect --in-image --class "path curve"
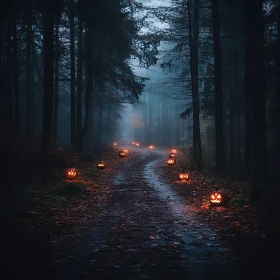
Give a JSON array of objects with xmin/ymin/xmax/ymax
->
[{"xmin": 56, "ymin": 145, "xmax": 241, "ymax": 280}]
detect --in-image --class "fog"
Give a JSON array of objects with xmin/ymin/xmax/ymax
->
[{"xmin": 118, "ymin": 40, "xmax": 191, "ymax": 147}]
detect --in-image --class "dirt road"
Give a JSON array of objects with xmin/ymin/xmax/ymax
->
[{"xmin": 55, "ymin": 145, "xmax": 241, "ymax": 280}]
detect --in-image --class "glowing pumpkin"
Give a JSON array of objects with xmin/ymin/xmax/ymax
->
[
  {"xmin": 171, "ymin": 149, "xmax": 177, "ymax": 153},
  {"xmin": 149, "ymin": 145, "xmax": 154, "ymax": 149},
  {"xmin": 97, "ymin": 160, "xmax": 106, "ymax": 170},
  {"xmin": 124, "ymin": 149, "xmax": 128, "ymax": 153},
  {"xmin": 135, "ymin": 143, "xmax": 140, "ymax": 146},
  {"xmin": 119, "ymin": 150, "xmax": 126, "ymax": 158},
  {"xmin": 178, "ymin": 172, "xmax": 189, "ymax": 181},
  {"xmin": 169, "ymin": 153, "xmax": 175, "ymax": 158},
  {"xmin": 167, "ymin": 158, "xmax": 176, "ymax": 166},
  {"xmin": 209, "ymin": 188, "xmax": 226, "ymax": 206},
  {"xmin": 65, "ymin": 168, "xmax": 77, "ymax": 180}
]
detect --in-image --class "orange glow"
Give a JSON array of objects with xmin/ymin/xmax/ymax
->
[
  {"xmin": 119, "ymin": 150, "xmax": 126, "ymax": 158},
  {"xmin": 171, "ymin": 149, "xmax": 177, "ymax": 153},
  {"xmin": 97, "ymin": 161, "xmax": 106, "ymax": 169},
  {"xmin": 209, "ymin": 192, "xmax": 222, "ymax": 205},
  {"xmin": 135, "ymin": 143, "xmax": 140, "ymax": 146},
  {"xmin": 178, "ymin": 173, "xmax": 189, "ymax": 181},
  {"xmin": 124, "ymin": 149, "xmax": 128, "ymax": 153},
  {"xmin": 169, "ymin": 153, "xmax": 175, "ymax": 158},
  {"xmin": 167, "ymin": 158, "xmax": 176, "ymax": 166},
  {"xmin": 132, "ymin": 142, "xmax": 135, "ymax": 145},
  {"xmin": 66, "ymin": 168, "xmax": 77, "ymax": 179},
  {"xmin": 113, "ymin": 142, "xmax": 117, "ymax": 146},
  {"xmin": 149, "ymin": 145, "xmax": 154, "ymax": 149}
]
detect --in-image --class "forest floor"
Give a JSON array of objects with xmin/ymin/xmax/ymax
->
[{"xmin": 1, "ymin": 142, "xmax": 277, "ymax": 279}]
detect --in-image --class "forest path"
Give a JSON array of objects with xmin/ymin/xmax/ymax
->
[{"xmin": 56, "ymin": 143, "xmax": 241, "ymax": 280}]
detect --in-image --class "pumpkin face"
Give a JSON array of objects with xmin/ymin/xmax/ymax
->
[
  {"xmin": 119, "ymin": 150, "xmax": 126, "ymax": 158},
  {"xmin": 97, "ymin": 161, "xmax": 106, "ymax": 169},
  {"xmin": 178, "ymin": 173, "xmax": 189, "ymax": 181},
  {"xmin": 209, "ymin": 191, "xmax": 223, "ymax": 205},
  {"xmin": 66, "ymin": 168, "xmax": 77, "ymax": 180},
  {"xmin": 169, "ymin": 153, "xmax": 175, "ymax": 158},
  {"xmin": 167, "ymin": 158, "xmax": 176, "ymax": 166}
]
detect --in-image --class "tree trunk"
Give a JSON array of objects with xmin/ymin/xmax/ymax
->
[
  {"xmin": 277, "ymin": 126, "xmax": 280, "ymax": 171},
  {"xmin": 53, "ymin": 15, "xmax": 59, "ymax": 142},
  {"xmin": 186, "ymin": 0, "xmax": 202, "ymax": 169},
  {"xmin": 26, "ymin": 15, "xmax": 32, "ymax": 137},
  {"xmin": 0, "ymin": 29, "xmax": 2, "ymax": 122},
  {"xmin": 0, "ymin": 31, "xmax": 2, "ymax": 122},
  {"xmin": 31, "ymin": 34, "xmax": 35, "ymax": 137},
  {"xmin": 148, "ymin": 92, "xmax": 151, "ymax": 144},
  {"xmin": 229, "ymin": 76, "xmax": 234, "ymax": 163},
  {"xmin": 176, "ymin": 107, "xmax": 180, "ymax": 145},
  {"xmin": 167, "ymin": 105, "xmax": 170, "ymax": 146},
  {"xmin": 244, "ymin": 2, "xmax": 253, "ymax": 175},
  {"xmin": 41, "ymin": 1, "xmax": 54, "ymax": 153},
  {"xmin": 69, "ymin": 0, "xmax": 76, "ymax": 145},
  {"xmin": 157, "ymin": 99, "xmax": 160, "ymax": 145},
  {"xmin": 81, "ymin": 23, "xmax": 93, "ymax": 148},
  {"xmin": 76, "ymin": 17, "xmax": 83, "ymax": 151},
  {"xmin": 98, "ymin": 102, "xmax": 103, "ymax": 146},
  {"xmin": 212, "ymin": 0, "xmax": 224, "ymax": 173},
  {"xmin": 245, "ymin": 0, "xmax": 266, "ymax": 203},
  {"xmin": 237, "ymin": 103, "xmax": 241, "ymax": 164},
  {"xmin": 161, "ymin": 99, "xmax": 165, "ymax": 146},
  {"xmin": 143, "ymin": 92, "xmax": 148, "ymax": 144},
  {"xmin": 13, "ymin": 19, "xmax": 19, "ymax": 128},
  {"xmin": 108, "ymin": 101, "xmax": 112, "ymax": 141},
  {"xmin": 7, "ymin": 12, "xmax": 14, "ymax": 124}
]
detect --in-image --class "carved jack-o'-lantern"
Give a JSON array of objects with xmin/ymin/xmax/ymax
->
[
  {"xmin": 97, "ymin": 160, "xmax": 106, "ymax": 170},
  {"xmin": 119, "ymin": 150, "xmax": 126, "ymax": 158},
  {"xmin": 167, "ymin": 158, "xmax": 176, "ymax": 166},
  {"xmin": 124, "ymin": 149, "xmax": 128, "ymax": 153},
  {"xmin": 65, "ymin": 168, "xmax": 77, "ymax": 180},
  {"xmin": 209, "ymin": 188, "xmax": 226, "ymax": 206},
  {"xmin": 178, "ymin": 172, "xmax": 189, "ymax": 181},
  {"xmin": 169, "ymin": 153, "xmax": 175, "ymax": 158}
]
